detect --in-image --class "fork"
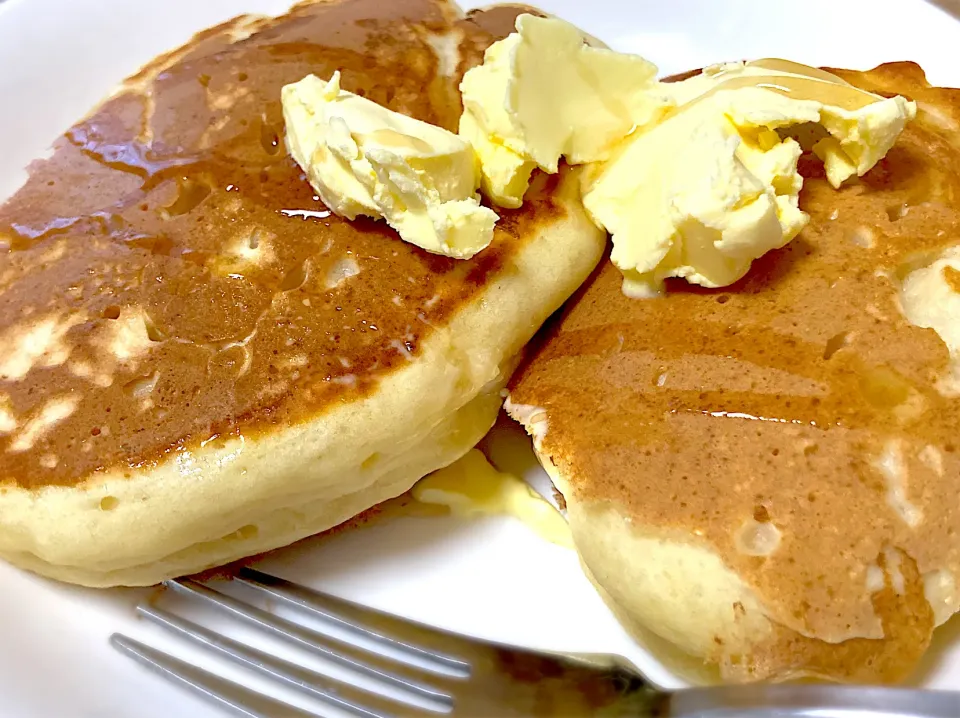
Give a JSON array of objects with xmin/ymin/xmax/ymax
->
[{"xmin": 111, "ymin": 567, "xmax": 960, "ymax": 718}]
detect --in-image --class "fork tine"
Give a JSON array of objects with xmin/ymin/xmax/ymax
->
[
  {"xmin": 235, "ymin": 568, "xmax": 470, "ymax": 676},
  {"xmin": 165, "ymin": 578, "xmax": 454, "ymax": 708},
  {"xmin": 110, "ymin": 633, "xmax": 321, "ymax": 718},
  {"xmin": 137, "ymin": 602, "xmax": 404, "ymax": 718}
]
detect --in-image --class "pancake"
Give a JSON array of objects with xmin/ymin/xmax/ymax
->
[
  {"xmin": 0, "ymin": 0, "xmax": 605, "ymax": 587},
  {"xmin": 507, "ymin": 61, "xmax": 960, "ymax": 683}
]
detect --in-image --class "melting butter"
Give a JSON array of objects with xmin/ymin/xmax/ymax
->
[
  {"xmin": 674, "ymin": 58, "xmax": 880, "ymax": 112},
  {"xmin": 412, "ymin": 449, "xmax": 572, "ymax": 548},
  {"xmin": 459, "ymin": 14, "xmax": 915, "ymax": 296},
  {"xmin": 458, "ymin": 13, "xmax": 665, "ymax": 207},
  {"xmin": 582, "ymin": 58, "xmax": 915, "ymax": 296},
  {"xmin": 282, "ymin": 72, "xmax": 497, "ymax": 259}
]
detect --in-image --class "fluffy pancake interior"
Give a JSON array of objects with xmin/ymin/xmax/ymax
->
[{"xmin": 2, "ymin": 372, "xmax": 504, "ymax": 586}]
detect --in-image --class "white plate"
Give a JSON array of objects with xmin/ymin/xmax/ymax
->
[{"xmin": 1, "ymin": 0, "xmax": 959, "ymax": 715}]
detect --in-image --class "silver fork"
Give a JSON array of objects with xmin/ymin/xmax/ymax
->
[{"xmin": 111, "ymin": 567, "xmax": 960, "ymax": 718}]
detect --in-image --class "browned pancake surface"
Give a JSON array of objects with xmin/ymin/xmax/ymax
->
[
  {"xmin": 509, "ymin": 62, "xmax": 960, "ymax": 681},
  {"xmin": 0, "ymin": 1, "xmax": 553, "ymax": 489}
]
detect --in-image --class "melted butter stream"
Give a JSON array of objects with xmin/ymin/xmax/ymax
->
[{"xmin": 411, "ymin": 449, "xmax": 573, "ymax": 549}]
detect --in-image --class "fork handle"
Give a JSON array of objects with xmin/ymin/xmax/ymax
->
[{"xmin": 661, "ymin": 683, "xmax": 960, "ymax": 717}]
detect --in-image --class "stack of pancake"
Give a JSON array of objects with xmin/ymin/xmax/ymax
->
[
  {"xmin": 508, "ymin": 61, "xmax": 960, "ymax": 682},
  {"xmin": 0, "ymin": 0, "xmax": 603, "ymax": 586}
]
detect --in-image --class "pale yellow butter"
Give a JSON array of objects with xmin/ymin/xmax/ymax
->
[
  {"xmin": 282, "ymin": 72, "xmax": 498, "ymax": 259},
  {"xmin": 459, "ymin": 14, "xmax": 668, "ymax": 208},
  {"xmin": 582, "ymin": 60, "xmax": 916, "ymax": 296},
  {"xmin": 672, "ymin": 59, "xmax": 916, "ymax": 188},
  {"xmin": 412, "ymin": 449, "xmax": 572, "ymax": 548}
]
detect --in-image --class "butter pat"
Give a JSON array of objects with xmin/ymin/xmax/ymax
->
[
  {"xmin": 672, "ymin": 59, "xmax": 916, "ymax": 188},
  {"xmin": 583, "ymin": 59, "xmax": 916, "ymax": 296},
  {"xmin": 412, "ymin": 449, "xmax": 572, "ymax": 548},
  {"xmin": 283, "ymin": 72, "xmax": 497, "ymax": 259},
  {"xmin": 459, "ymin": 14, "xmax": 667, "ymax": 208}
]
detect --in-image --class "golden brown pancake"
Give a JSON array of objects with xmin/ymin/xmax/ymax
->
[
  {"xmin": 0, "ymin": 0, "xmax": 605, "ymax": 586},
  {"xmin": 508, "ymin": 62, "xmax": 960, "ymax": 683}
]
